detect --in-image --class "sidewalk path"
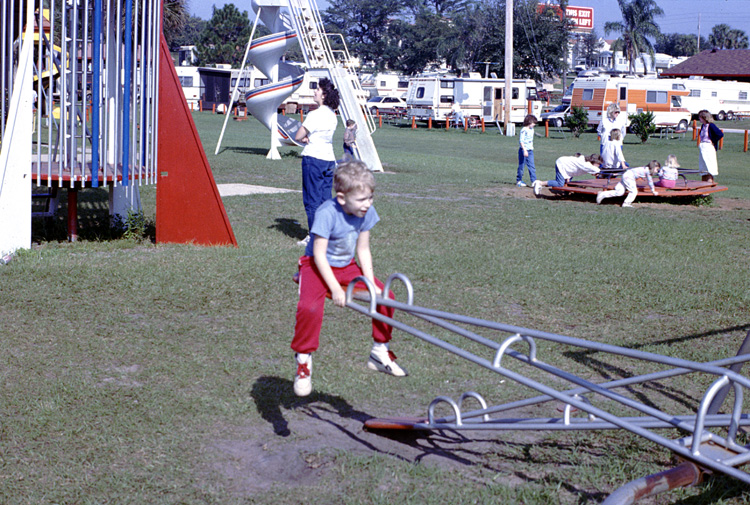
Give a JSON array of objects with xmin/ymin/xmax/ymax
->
[{"xmin": 217, "ymin": 184, "xmax": 300, "ymax": 197}]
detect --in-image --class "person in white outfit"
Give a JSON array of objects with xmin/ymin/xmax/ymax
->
[
  {"xmin": 601, "ymin": 128, "xmax": 627, "ymax": 170},
  {"xmin": 697, "ymin": 109, "xmax": 723, "ymax": 183},
  {"xmin": 598, "ymin": 103, "xmax": 628, "ymax": 154},
  {"xmin": 596, "ymin": 160, "xmax": 661, "ymax": 207},
  {"xmin": 532, "ymin": 153, "xmax": 602, "ymax": 195}
]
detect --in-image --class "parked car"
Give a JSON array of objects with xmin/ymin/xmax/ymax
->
[
  {"xmin": 540, "ymin": 103, "xmax": 570, "ymax": 127},
  {"xmin": 367, "ymin": 95, "xmax": 407, "ymax": 115}
]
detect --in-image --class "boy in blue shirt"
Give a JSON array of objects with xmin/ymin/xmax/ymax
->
[{"xmin": 292, "ymin": 161, "xmax": 407, "ymax": 397}]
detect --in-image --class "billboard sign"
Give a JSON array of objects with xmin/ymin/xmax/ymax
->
[{"xmin": 537, "ymin": 4, "xmax": 594, "ymax": 32}]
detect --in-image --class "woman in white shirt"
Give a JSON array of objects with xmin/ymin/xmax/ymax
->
[
  {"xmin": 597, "ymin": 103, "xmax": 628, "ymax": 154},
  {"xmin": 295, "ymin": 78, "xmax": 340, "ymax": 245}
]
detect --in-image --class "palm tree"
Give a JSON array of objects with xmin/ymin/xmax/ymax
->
[
  {"xmin": 163, "ymin": 0, "xmax": 188, "ymax": 47},
  {"xmin": 604, "ymin": 0, "xmax": 663, "ymax": 74},
  {"xmin": 728, "ymin": 29, "xmax": 750, "ymax": 49},
  {"xmin": 708, "ymin": 24, "xmax": 749, "ymax": 49},
  {"xmin": 708, "ymin": 23, "xmax": 733, "ymax": 49}
]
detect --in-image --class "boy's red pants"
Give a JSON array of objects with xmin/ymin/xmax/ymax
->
[{"xmin": 292, "ymin": 256, "xmax": 394, "ymax": 354}]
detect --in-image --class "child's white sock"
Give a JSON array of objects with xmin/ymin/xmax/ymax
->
[
  {"xmin": 296, "ymin": 353, "xmax": 311, "ymax": 364},
  {"xmin": 372, "ymin": 342, "xmax": 388, "ymax": 353}
]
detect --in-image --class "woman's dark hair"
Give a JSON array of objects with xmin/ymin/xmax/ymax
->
[{"xmin": 319, "ymin": 78, "xmax": 340, "ymax": 109}]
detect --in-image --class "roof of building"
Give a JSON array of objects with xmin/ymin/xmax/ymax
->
[{"xmin": 661, "ymin": 49, "xmax": 750, "ymax": 80}]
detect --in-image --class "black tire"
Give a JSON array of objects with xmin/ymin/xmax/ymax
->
[
  {"xmin": 727, "ymin": 111, "xmax": 735, "ymax": 121},
  {"xmin": 370, "ymin": 107, "xmax": 378, "ymax": 115},
  {"xmin": 554, "ymin": 117, "xmax": 563, "ymax": 127},
  {"xmin": 717, "ymin": 110, "xmax": 726, "ymax": 121},
  {"xmin": 678, "ymin": 119, "xmax": 688, "ymax": 131}
]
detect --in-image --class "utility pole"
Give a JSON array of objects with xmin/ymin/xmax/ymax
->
[
  {"xmin": 697, "ymin": 13, "xmax": 701, "ymax": 52},
  {"xmin": 504, "ymin": 0, "xmax": 513, "ymax": 135}
]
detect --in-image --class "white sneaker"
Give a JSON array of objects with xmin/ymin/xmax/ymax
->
[
  {"xmin": 296, "ymin": 235, "xmax": 310, "ymax": 247},
  {"xmin": 367, "ymin": 345, "xmax": 408, "ymax": 377},
  {"xmin": 596, "ymin": 192, "xmax": 605, "ymax": 204},
  {"xmin": 293, "ymin": 354, "xmax": 312, "ymax": 396},
  {"xmin": 622, "ymin": 203, "xmax": 633, "ymax": 208},
  {"xmin": 532, "ymin": 180, "xmax": 542, "ymax": 196},
  {"xmin": 516, "ymin": 181, "xmax": 527, "ymax": 187}
]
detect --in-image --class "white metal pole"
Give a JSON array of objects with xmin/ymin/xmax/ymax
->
[
  {"xmin": 214, "ymin": 7, "xmax": 262, "ymax": 156},
  {"xmin": 504, "ymin": 0, "xmax": 513, "ymax": 135}
]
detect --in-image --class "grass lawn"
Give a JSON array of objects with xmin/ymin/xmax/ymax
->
[{"xmin": 3, "ymin": 112, "xmax": 750, "ymax": 504}]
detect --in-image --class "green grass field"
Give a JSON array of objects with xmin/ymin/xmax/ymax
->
[{"xmin": 3, "ymin": 112, "xmax": 750, "ymax": 504}]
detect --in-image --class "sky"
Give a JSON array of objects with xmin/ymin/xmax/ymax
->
[{"xmin": 189, "ymin": 0, "xmax": 750, "ymax": 41}]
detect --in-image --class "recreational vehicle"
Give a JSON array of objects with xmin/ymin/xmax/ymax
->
[
  {"xmin": 175, "ymin": 66, "xmax": 232, "ymax": 110},
  {"xmin": 406, "ymin": 73, "xmax": 543, "ymax": 123},
  {"xmin": 570, "ymin": 76, "xmax": 691, "ymax": 129},
  {"xmin": 361, "ymin": 72, "xmax": 409, "ymax": 98},
  {"xmin": 676, "ymin": 77, "xmax": 750, "ymax": 121}
]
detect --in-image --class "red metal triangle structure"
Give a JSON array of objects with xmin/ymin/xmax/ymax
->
[{"xmin": 156, "ymin": 36, "xmax": 237, "ymax": 246}]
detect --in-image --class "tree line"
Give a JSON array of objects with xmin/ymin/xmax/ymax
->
[{"xmin": 166, "ymin": 0, "xmax": 748, "ymax": 79}]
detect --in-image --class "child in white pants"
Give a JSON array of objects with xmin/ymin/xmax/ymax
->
[{"xmin": 596, "ymin": 160, "xmax": 660, "ymax": 207}]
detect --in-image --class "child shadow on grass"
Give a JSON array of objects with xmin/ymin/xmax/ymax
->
[
  {"xmin": 267, "ymin": 218, "xmax": 307, "ymax": 241},
  {"xmin": 251, "ymin": 375, "xmax": 372, "ymax": 437}
]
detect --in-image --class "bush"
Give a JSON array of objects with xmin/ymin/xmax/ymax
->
[
  {"xmin": 111, "ymin": 210, "xmax": 155, "ymax": 242},
  {"xmin": 628, "ymin": 111, "xmax": 657, "ymax": 143},
  {"xmin": 566, "ymin": 106, "xmax": 589, "ymax": 138}
]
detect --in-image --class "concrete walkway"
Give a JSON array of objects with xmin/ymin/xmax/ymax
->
[{"xmin": 217, "ymin": 184, "xmax": 300, "ymax": 197}]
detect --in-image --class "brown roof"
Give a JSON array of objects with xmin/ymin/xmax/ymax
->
[{"xmin": 661, "ymin": 49, "xmax": 750, "ymax": 81}]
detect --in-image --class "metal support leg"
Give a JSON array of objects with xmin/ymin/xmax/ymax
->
[
  {"xmin": 602, "ymin": 461, "xmax": 702, "ymax": 505},
  {"xmin": 67, "ymin": 188, "xmax": 78, "ymax": 242},
  {"xmin": 707, "ymin": 329, "xmax": 750, "ymax": 415}
]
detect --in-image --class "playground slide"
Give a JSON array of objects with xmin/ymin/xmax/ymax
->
[{"xmin": 244, "ymin": 30, "xmax": 305, "ymax": 147}]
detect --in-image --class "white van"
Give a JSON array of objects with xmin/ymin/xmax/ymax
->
[
  {"xmin": 406, "ymin": 73, "xmax": 542, "ymax": 123},
  {"xmin": 676, "ymin": 77, "xmax": 750, "ymax": 121},
  {"xmin": 571, "ymin": 75, "xmax": 691, "ymax": 129}
]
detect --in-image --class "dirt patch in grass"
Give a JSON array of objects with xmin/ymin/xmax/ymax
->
[{"xmin": 203, "ymin": 376, "xmax": 549, "ymax": 496}]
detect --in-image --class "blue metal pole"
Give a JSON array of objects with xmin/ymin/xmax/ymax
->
[
  {"xmin": 122, "ymin": 0, "xmax": 133, "ymax": 185},
  {"xmin": 91, "ymin": 0, "xmax": 102, "ymax": 187}
]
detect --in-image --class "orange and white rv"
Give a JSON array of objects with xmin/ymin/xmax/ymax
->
[{"xmin": 570, "ymin": 76, "xmax": 692, "ymax": 130}]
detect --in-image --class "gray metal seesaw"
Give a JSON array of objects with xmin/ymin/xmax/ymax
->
[{"xmin": 344, "ymin": 274, "xmax": 750, "ymax": 504}]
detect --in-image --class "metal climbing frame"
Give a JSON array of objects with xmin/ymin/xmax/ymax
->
[
  {"xmin": 1, "ymin": 0, "xmax": 161, "ymax": 189},
  {"xmin": 344, "ymin": 274, "xmax": 750, "ymax": 488}
]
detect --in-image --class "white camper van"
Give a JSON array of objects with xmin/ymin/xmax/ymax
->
[
  {"xmin": 175, "ymin": 66, "xmax": 201, "ymax": 108},
  {"xmin": 676, "ymin": 77, "xmax": 750, "ymax": 121},
  {"xmin": 571, "ymin": 75, "xmax": 691, "ymax": 129},
  {"xmin": 406, "ymin": 73, "xmax": 542, "ymax": 123},
  {"xmin": 361, "ymin": 72, "xmax": 410, "ymax": 98},
  {"xmin": 176, "ymin": 66, "xmax": 233, "ymax": 110}
]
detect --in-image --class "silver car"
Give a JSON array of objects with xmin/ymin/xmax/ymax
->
[{"xmin": 540, "ymin": 104, "xmax": 570, "ymax": 127}]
